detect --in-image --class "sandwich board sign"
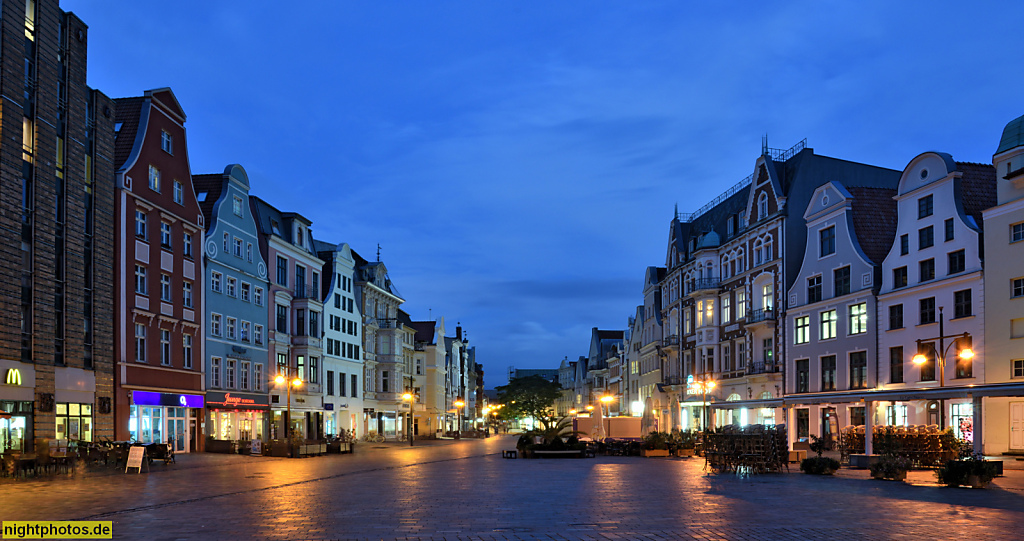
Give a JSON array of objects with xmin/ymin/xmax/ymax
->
[{"xmin": 126, "ymin": 446, "xmax": 147, "ymax": 474}]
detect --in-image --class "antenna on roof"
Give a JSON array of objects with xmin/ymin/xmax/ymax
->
[
  {"xmin": 429, "ymin": 308, "xmax": 432, "ymax": 320},
  {"xmin": 376, "ymin": 243, "xmax": 381, "ymax": 262},
  {"xmin": 762, "ymin": 134, "xmax": 769, "ymax": 156},
  {"xmin": 674, "ymin": 203, "xmax": 679, "ymax": 220}
]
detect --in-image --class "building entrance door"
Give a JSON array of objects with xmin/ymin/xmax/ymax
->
[
  {"xmin": 189, "ymin": 419, "xmax": 197, "ymax": 452},
  {"xmin": 1011, "ymin": 402, "xmax": 1024, "ymax": 450}
]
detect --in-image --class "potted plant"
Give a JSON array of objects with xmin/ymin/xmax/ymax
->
[
  {"xmin": 937, "ymin": 454, "xmax": 998, "ymax": 488},
  {"xmin": 870, "ymin": 455, "xmax": 911, "ymax": 481},
  {"xmin": 675, "ymin": 430, "xmax": 698, "ymax": 458},
  {"xmin": 641, "ymin": 431, "xmax": 671, "ymax": 457},
  {"xmin": 800, "ymin": 434, "xmax": 839, "ymax": 475}
]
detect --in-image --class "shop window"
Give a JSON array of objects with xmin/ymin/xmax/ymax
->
[
  {"xmin": 55, "ymin": 403, "xmax": 92, "ymax": 442},
  {"xmin": 796, "ymin": 409, "xmax": 809, "ymax": 440},
  {"xmin": 849, "ymin": 407, "xmax": 865, "ymax": 427},
  {"xmin": 886, "ymin": 404, "xmax": 908, "ymax": 426}
]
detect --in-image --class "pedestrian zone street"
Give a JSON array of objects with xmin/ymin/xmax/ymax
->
[{"xmin": 2, "ymin": 435, "xmax": 1024, "ymax": 540}]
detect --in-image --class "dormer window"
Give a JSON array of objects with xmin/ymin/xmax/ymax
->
[
  {"xmin": 270, "ymin": 219, "xmax": 281, "ymax": 235},
  {"xmin": 296, "ymin": 226, "xmax": 304, "ymax": 247},
  {"xmin": 758, "ymin": 193, "xmax": 768, "ymax": 219}
]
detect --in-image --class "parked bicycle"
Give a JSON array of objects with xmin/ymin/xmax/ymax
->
[{"xmin": 362, "ymin": 431, "xmax": 385, "ymax": 443}]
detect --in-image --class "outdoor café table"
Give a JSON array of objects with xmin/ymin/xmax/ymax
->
[{"xmin": 16, "ymin": 454, "xmax": 37, "ymax": 477}]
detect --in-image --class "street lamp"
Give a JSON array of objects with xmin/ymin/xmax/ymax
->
[
  {"xmin": 402, "ymin": 392, "xmax": 415, "ymax": 447},
  {"xmin": 454, "ymin": 398, "xmax": 465, "ymax": 439},
  {"xmin": 700, "ymin": 378, "xmax": 716, "ymax": 432},
  {"xmin": 275, "ymin": 370, "xmax": 303, "ymax": 442},
  {"xmin": 911, "ymin": 306, "xmax": 973, "ymax": 430}
]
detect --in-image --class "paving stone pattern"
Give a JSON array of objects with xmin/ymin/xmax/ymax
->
[{"xmin": 2, "ymin": 436, "xmax": 1023, "ymax": 540}]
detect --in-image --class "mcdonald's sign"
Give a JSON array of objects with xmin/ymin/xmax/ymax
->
[{"xmin": 5, "ymin": 368, "xmax": 22, "ymax": 386}]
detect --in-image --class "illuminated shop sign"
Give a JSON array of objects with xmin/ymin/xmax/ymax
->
[
  {"xmin": 4, "ymin": 369, "xmax": 22, "ymax": 386},
  {"xmin": 206, "ymin": 392, "xmax": 269, "ymax": 409},
  {"xmin": 133, "ymin": 391, "xmax": 204, "ymax": 408}
]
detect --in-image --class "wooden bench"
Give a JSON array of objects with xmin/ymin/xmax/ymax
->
[{"xmin": 502, "ymin": 450, "xmax": 517, "ymax": 459}]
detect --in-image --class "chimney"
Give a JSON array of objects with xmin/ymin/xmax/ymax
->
[{"xmin": 456, "ymin": 326, "xmax": 463, "ymax": 340}]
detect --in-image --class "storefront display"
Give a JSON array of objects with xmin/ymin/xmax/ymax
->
[
  {"xmin": 129, "ymin": 391, "xmax": 204, "ymax": 452},
  {"xmin": 55, "ymin": 403, "xmax": 93, "ymax": 442},
  {"xmin": 1, "ymin": 401, "xmax": 32, "ymax": 453},
  {"xmin": 206, "ymin": 391, "xmax": 269, "ymax": 443}
]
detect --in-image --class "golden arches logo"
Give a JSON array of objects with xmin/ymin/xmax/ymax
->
[{"xmin": 5, "ymin": 368, "xmax": 21, "ymax": 386}]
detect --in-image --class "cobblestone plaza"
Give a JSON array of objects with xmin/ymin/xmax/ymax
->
[{"xmin": 3, "ymin": 436, "xmax": 1024, "ymax": 540}]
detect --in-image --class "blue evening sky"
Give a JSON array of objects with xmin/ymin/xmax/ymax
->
[{"xmin": 65, "ymin": 1, "xmax": 1024, "ymax": 386}]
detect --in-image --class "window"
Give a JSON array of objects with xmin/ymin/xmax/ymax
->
[
  {"xmin": 173, "ymin": 180, "xmax": 183, "ymax": 204},
  {"xmin": 820, "ymin": 226, "xmax": 835, "ymax": 257},
  {"xmin": 758, "ymin": 193, "xmax": 768, "ymax": 218},
  {"xmin": 762, "ymin": 284, "xmax": 773, "ymax": 311},
  {"xmin": 160, "ymin": 223, "xmax": 172, "ymax": 249},
  {"xmin": 295, "ymin": 264, "xmax": 306, "ymax": 294},
  {"xmin": 161, "ymin": 130, "xmax": 173, "ymax": 154},
  {"xmin": 276, "ymin": 256, "xmax": 288, "ymax": 286},
  {"xmin": 241, "ymin": 282, "xmax": 250, "ymax": 302},
  {"xmin": 226, "ymin": 277, "xmax": 236, "ymax": 297},
  {"xmin": 893, "ymin": 266, "xmax": 908, "ymax": 288},
  {"xmin": 919, "ymin": 226, "xmax": 934, "ymax": 250},
  {"xmin": 211, "ymin": 314, "xmax": 222, "ymax": 336},
  {"xmin": 944, "ymin": 218, "xmax": 954, "ymax": 241},
  {"xmin": 352, "ymin": 374, "xmax": 358, "ymax": 397},
  {"xmin": 683, "ymin": 310, "xmax": 692, "ymax": 334},
  {"xmin": 920, "ymin": 297, "xmax": 936, "ymax": 324},
  {"xmin": 296, "ymin": 356, "xmax": 305, "ymax": 381},
  {"xmin": 211, "ymin": 357, "xmax": 221, "ymax": 387},
  {"xmin": 233, "ymin": 196, "xmax": 243, "ymax": 217},
  {"xmin": 246, "ymin": 243, "xmax": 253, "ymax": 263},
  {"xmin": 889, "ymin": 304, "xmax": 903, "ymax": 330},
  {"xmin": 327, "ymin": 370, "xmax": 334, "ymax": 395},
  {"xmin": 850, "ymin": 351, "xmax": 867, "ymax": 389},
  {"xmin": 796, "ymin": 408, "xmax": 810, "ymax": 440},
  {"xmin": 160, "ymin": 274, "xmax": 171, "ymax": 302},
  {"xmin": 184, "ymin": 233, "xmax": 193, "ymax": 258},
  {"xmin": 821, "ymin": 355, "xmax": 836, "ymax": 391},
  {"xmin": 918, "ymin": 194, "xmax": 933, "ymax": 219},
  {"xmin": 381, "ymin": 370, "xmax": 389, "ymax": 392},
  {"xmin": 211, "ymin": 271, "xmax": 222, "ymax": 293},
  {"xmin": 848, "ymin": 303, "xmax": 867, "ymax": 334},
  {"xmin": 1014, "ymin": 278, "xmax": 1024, "ymax": 298},
  {"xmin": 241, "ymin": 361, "xmax": 250, "ymax": 391},
  {"xmin": 135, "ymin": 324, "xmax": 146, "ymax": 362},
  {"xmin": 226, "ymin": 360, "xmax": 236, "ymax": 389},
  {"xmin": 135, "ymin": 265, "xmax": 148, "ymax": 294},
  {"xmin": 762, "ymin": 339, "xmax": 773, "ymax": 363},
  {"xmin": 1014, "ymin": 359, "xmax": 1024, "ymax": 379},
  {"xmin": 148, "ymin": 165, "xmax": 161, "ymax": 192},
  {"xmin": 721, "ymin": 295, "xmax": 731, "ymax": 324},
  {"xmin": 796, "ymin": 360, "xmax": 809, "ymax": 393},
  {"xmin": 955, "ymin": 341, "xmax": 973, "ymax": 379},
  {"xmin": 160, "ymin": 330, "xmax": 171, "ymax": 366},
  {"xmin": 834, "ymin": 266, "xmax": 851, "ymax": 296},
  {"xmin": 309, "ymin": 357, "xmax": 319, "ymax": 384},
  {"xmin": 339, "ymin": 372, "xmax": 347, "ymax": 396},
  {"xmin": 233, "ymin": 237, "xmax": 243, "ymax": 258},
  {"xmin": 135, "ymin": 211, "xmax": 147, "ymax": 239},
  {"xmin": 807, "ymin": 276, "xmax": 822, "ymax": 303},
  {"xmin": 1013, "ymin": 223, "xmax": 1024, "ymax": 243},
  {"xmin": 918, "ymin": 343, "xmax": 936, "ymax": 381},
  {"xmin": 736, "ymin": 290, "xmax": 747, "ymax": 319},
  {"xmin": 226, "ymin": 317, "xmax": 236, "ymax": 340},
  {"xmin": 183, "ymin": 281, "xmax": 193, "ymax": 308},
  {"xmin": 794, "ymin": 316, "xmax": 809, "ymax": 344},
  {"xmin": 335, "ymin": 294, "xmax": 341, "ymax": 309},
  {"xmin": 919, "ymin": 259, "xmax": 935, "ymax": 282},
  {"xmin": 900, "ymin": 234, "xmax": 909, "ymax": 255},
  {"xmin": 309, "ymin": 311, "xmax": 319, "ymax": 337},
  {"xmin": 954, "ymin": 289, "xmax": 972, "ymax": 319},
  {"xmin": 183, "ymin": 334, "xmax": 192, "ymax": 369},
  {"xmin": 254, "ymin": 324, "xmax": 263, "ymax": 345},
  {"xmin": 890, "ymin": 346, "xmax": 904, "ymax": 384},
  {"xmin": 254, "ymin": 287, "xmax": 264, "ymax": 306},
  {"xmin": 276, "ymin": 305, "xmax": 288, "ymax": 333},
  {"xmin": 255, "ymin": 363, "xmax": 264, "ymax": 392},
  {"xmin": 223, "ymin": 232, "xmax": 229, "ymax": 251},
  {"xmin": 820, "ymin": 310, "xmax": 837, "ymax": 340},
  {"xmin": 948, "ymin": 250, "xmax": 965, "ymax": 274},
  {"xmin": 241, "ymin": 321, "xmax": 250, "ymax": 342}
]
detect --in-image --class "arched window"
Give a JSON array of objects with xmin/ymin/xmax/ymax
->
[
  {"xmin": 753, "ymin": 239, "xmax": 763, "ymax": 266},
  {"xmin": 758, "ymin": 192, "xmax": 768, "ymax": 219},
  {"xmin": 764, "ymin": 237, "xmax": 773, "ymax": 262},
  {"xmin": 737, "ymin": 249, "xmax": 745, "ymax": 272},
  {"xmin": 721, "ymin": 255, "xmax": 729, "ymax": 279},
  {"xmin": 705, "ymin": 261, "xmax": 714, "ymax": 279}
]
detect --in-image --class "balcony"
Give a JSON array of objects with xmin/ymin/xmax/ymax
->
[
  {"xmin": 662, "ymin": 375, "xmax": 686, "ymax": 386},
  {"xmin": 662, "ymin": 335, "xmax": 680, "ymax": 351},
  {"xmin": 747, "ymin": 362, "xmax": 780, "ymax": 375},
  {"xmin": 377, "ymin": 318, "xmax": 398, "ymax": 329},
  {"xmin": 745, "ymin": 308, "xmax": 776, "ymax": 331},
  {"xmin": 687, "ymin": 278, "xmax": 721, "ymax": 296},
  {"xmin": 293, "ymin": 285, "xmax": 319, "ymax": 300}
]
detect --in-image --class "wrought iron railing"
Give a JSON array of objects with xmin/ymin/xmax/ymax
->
[{"xmin": 747, "ymin": 308, "xmax": 775, "ymax": 323}]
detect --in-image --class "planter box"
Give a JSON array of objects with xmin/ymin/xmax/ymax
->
[
  {"xmin": 849, "ymin": 454, "xmax": 881, "ymax": 469},
  {"xmin": 641, "ymin": 448, "xmax": 670, "ymax": 457},
  {"xmin": 675, "ymin": 448, "xmax": 696, "ymax": 458},
  {"xmin": 205, "ymin": 439, "xmax": 235, "ymax": 454},
  {"xmin": 269, "ymin": 441, "xmax": 291, "ymax": 457}
]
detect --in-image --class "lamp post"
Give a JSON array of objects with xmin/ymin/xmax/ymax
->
[
  {"xmin": 700, "ymin": 377, "xmax": 716, "ymax": 432},
  {"xmin": 275, "ymin": 369, "xmax": 303, "ymax": 442},
  {"xmin": 569, "ymin": 408, "xmax": 578, "ymax": 435},
  {"xmin": 912, "ymin": 306, "xmax": 973, "ymax": 431},
  {"xmin": 454, "ymin": 398, "xmax": 465, "ymax": 439},
  {"xmin": 599, "ymin": 394, "xmax": 614, "ymax": 440},
  {"xmin": 402, "ymin": 392, "xmax": 415, "ymax": 446}
]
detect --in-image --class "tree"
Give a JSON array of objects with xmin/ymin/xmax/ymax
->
[{"xmin": 496, "ymin": 375, "xmax": 563, "ymax": 430}]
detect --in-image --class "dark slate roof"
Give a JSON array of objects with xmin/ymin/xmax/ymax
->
[
  {"xmin": 996, "ymin": 113, "xmax": 1024, "ymax": 154},
  {"xmin": 596, "ymin": 330, "xmax": 624, "ymax": 340},
  {"xmin": 682, "ymin": 187, "xmax": 750, "ymax": 256},
  {"xmin": 312, "ymin": 239, "xmax": 339, "ymax": 254},
  {"xmin": 847, "ymin": 186, "xmax": 898, "ymax": 265},
  {"xmin": 191, "ymin": 173, "xmax": 225, "ymax": 230},
  {"xmin": 113, "ymin": 97, "xmax": 144, "ymax": 170},
  {"xmin": 956, "ymin": 162, "xmax": 997, "ymax": 228},
  {"xmin": 397, "ymin": 309, "xmax": 413, "ymax": 328},
  {"xmin": 410, "ymin": 321, "xmax": 436, "ymax": 344}
]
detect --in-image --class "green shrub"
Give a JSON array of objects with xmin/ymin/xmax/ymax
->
[
  {"xmin": 870, "ymin": 455, "xmax": 911, "ymax": 479},
  {"xmin": 800, "ymin": 456, "xmax": 840, "ymax": 475}
]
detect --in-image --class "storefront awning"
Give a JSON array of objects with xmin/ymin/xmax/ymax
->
[{"xmin": 782, "ymin": 381, "xmax": 1024, "ymax": 406}]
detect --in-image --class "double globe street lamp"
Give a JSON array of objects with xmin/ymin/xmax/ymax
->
[
  {"xmin": 275, "ymin": 370, "xmax": 303, "ymax": 441},
  {"xmin": 911, "ymin": 307, "xmax": 973, "ymax": 430},
  {"xmin": 402, "ymin": 391, "xmax": 415, "ymax": 446}
]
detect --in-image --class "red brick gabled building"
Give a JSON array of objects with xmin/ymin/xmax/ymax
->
[{"xmin": 113, "ymin": 89, "xmax": 205, "ymax": 452}]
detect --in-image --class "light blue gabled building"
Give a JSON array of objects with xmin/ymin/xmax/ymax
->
[{"xmin": 194, "ymin": 165, "xmax": 271, "ymax": 446}]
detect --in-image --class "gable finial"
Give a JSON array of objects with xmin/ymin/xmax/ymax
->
[
  {"xmin": 674, "ymin": 203, "xmax": 679, "ymax": 221},
  {"xmin": 762, "ymin": 134, "xmax": 769, "ymax": 156},
  {"xmin": 376, "ymin": 243, "xmax": 381, "ymax": 262}
]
